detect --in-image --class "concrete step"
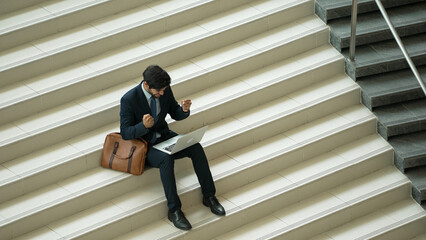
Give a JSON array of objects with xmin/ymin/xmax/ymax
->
[
  {"xmin": 357, "ymin": 66, "xmax": 426, "ymax": 110},
  {"xmin": 405, "ymin": 166, "xmax": 426, "ymax": 204},
  {"xmin": 0, "ymin": 0, "xmax": 153, "ymax": 51},
  {"xmin": 1, "ymin": 105, "xmax": 376, "ymax": 239},
  {"xmin": 327, "ymin": 2, "xmax": 426, "ymax": 51},
  {"xmin": 0, "ymin": 122, "xmax": 118, "ymax": 203},
  {"xmin": 315, "ymin": 0, "xmax": 423, "ymax": 23},
  {"xmin": 344, "ymin": 33, "xmax": 426, "ymax": 80},
  {"xmin": 2, "ymin": 0, "xmax": 424, "ymax": 239},
  {"xmin": 211, "ymin": 167, "xmax": 412, "ymax": 240},
  {"xmin": 0, "ymin": 16, "xmax": 329, "ymax": 163},
  {"xmin": 317, "ymin": 0, "xmax": 426, "ymax": 217},
  {"xmin": 311, "ymin": 199, "xmax": 426, "ymax": 240},
  {"xmin": 0, "ymin": 45, "xmax": 345, "ymax": 203},
  {"xmin": 389, "ymin": 130, "xmax": 426, "ymax": 171},
  {"xmin": 0, "ymin": 166, "xmax": 140, "ymax": 240},
  {"xmin": 0, "ymin": 58, "xmax": 354, "ymax": 202},
  {"xmin": 412, "ymin": 233, "xmax": 426, "ymax": 240},
  {"xmin": 0, "ymin": 0, "xmax": 47, "ymax": 14},
  {"xmin": 0, "ymin": 0, "xmax": 273, "ymax": 87},
  {"xmin": 0, "ymin": 1, "xmax": 317, "ymax": 125},
  {"xmin": 374, "ymin": 98, "xmax": 426, "ymax": 140}
]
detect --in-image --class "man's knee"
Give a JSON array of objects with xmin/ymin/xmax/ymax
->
[
  {"xmin": 159, "ymin": 155, "xmax": 174, "ymax": 169},
  {"xmin": 188, "ymin": 143, "xmax": 208, "ymax": 163},
  {"xmin": 190, "ymin": 143, "xmax": 204, "ymax": 152}
]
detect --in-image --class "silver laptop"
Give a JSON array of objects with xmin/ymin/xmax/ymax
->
[{"xmin": 153, "ymin": 126, "xmax": 208, "ymax": 154}]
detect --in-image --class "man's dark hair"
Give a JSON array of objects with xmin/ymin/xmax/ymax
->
[{"xmin": 143, "ymin": 65, "xmax": 171, "ymax": 89}]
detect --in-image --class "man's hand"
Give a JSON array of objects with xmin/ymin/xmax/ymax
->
[
  {"xmin": 181, "ymin": 99, "xmax": 192, "ymax": 112},
  {"xmin": 142, "ymin": 114, "xmax": 154, "ymax": 128}
]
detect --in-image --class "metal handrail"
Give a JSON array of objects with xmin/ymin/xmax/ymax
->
[
  {"xmin": 349, "ymin": 0, "xmax": 358, "ymax": 61},
  {"xmin": 349, "ymin": 0, "xmax": 426, "ymax": 95}
]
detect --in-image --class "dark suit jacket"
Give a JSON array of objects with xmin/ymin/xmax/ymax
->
[{"xmin": 120, "ymin": 83, "xmax": 189, "ymax": 142}]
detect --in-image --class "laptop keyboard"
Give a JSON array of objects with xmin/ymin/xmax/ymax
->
[{"xmin": 164, "ymin": 143, "xmax": 176, "ymax": 152}]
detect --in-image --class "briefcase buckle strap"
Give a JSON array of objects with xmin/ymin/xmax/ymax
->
[
  {"xmin": 109, "ymin": 142, "xmax": 137, "ymax": 173},
  {"xmin": 127, "ymin": 146, "xmax": 136, "ymax": 173},
  {"xmin": 109, "ymin": 142, "xmax": 119, "ymax": 168}
]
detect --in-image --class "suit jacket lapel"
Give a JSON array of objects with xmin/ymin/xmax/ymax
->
[
  {"xmin": 136, "ymin": 84, "xmax": 150, "ymax": 116},
  {"xmin": 159, "ymin": 94, "xmax": 167, "ymax": 117}
]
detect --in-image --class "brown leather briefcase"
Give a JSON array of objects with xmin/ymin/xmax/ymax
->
[{"xmin": 101, "ymin": 133, "xmax": 148, "ymax": 175}]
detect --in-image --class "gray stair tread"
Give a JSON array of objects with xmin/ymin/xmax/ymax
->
[
  {"xmin": 375, "ymin": 98, "xmax": 426, "ymax": 127},
  {"xmin": 317, "ymin": 0, "xmax": 426, "ymax": 217},
  {"xmin": 405, "ymin": 165, "xmax": 426, "ymax": 202},
  {"xmin": 328, "ymin": 2, "xmax": 426, "ymax": 50},
  {"xmin": 357, "ymin": 66, "xmax": 426, "ymax": 109},
  {"xmin": 389, "ymin": 130, "xmax": 426, "ymax": 170},
  {"xmin": 374, "ymin": 98, "xmax": 426, "ymax": 138},
  {"xmin": 315, "ymin": 0, "xmax": 423, "ymax": 22},
  {"xmin": 406, "ymin": 166, "xmax": 426, "ymax": 189},
  {"xmin": 344, "ymin": 33, "xmax": 426, "ymax": 79}
]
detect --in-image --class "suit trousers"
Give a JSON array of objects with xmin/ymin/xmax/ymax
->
[{"xmin": 145, "ymin": 131, "xmax": 216, "ymax": 212}]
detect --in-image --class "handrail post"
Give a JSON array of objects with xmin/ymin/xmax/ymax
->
[
  {"xmin": 374, "ymin": 0, "xmax": 426, "ymax": 95},
  {"xmin": 349, "ymin": 0, "xmax": 358, "ymax": 61}
]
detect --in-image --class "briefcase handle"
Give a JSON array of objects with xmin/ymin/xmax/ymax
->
[{"xmin": 109, "ymin": 142, "xmax": 136, "ymax": 169}]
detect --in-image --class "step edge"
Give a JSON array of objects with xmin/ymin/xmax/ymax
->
[
  {"xmin": 125, "ymin": 166, "xmax": 407, "ymax": 240},
  {"xmin": 262, "ymin": 178, "xmax": 411, "ymax": 239},
  {"xmin": 0, "ymin": 26, "xmax": 331, "ymax": 150},
  {"xmin": 60, "ymin": 134, "xmax": 394, "ymax": 239},
  {"xmin": 0, "ymin": 72, "xmax": 354, "ymax": 192},
  {"xmin": 0, "ymin": 0, "xmax": 309, "ymax": 78},
  {"xmin": 0, "ymin": 0, "xmax": 214, "ymax": 69},
  {"xmin": 0, "ymin": 21, "xmax": 328, "ymax": 116},
  {"xmin": 5, "ymin": 107, "xmax": 377, "ymax": 238},
  {"xmin": 0, "ymin": 0, "xmax": 112, "ymax": 36}
]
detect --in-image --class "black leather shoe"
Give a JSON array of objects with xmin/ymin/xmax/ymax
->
[
  {"xmin": 168, "ymin": 209, "xmax": 192, "ymax": 230},
  {"xmin": 203, "ymin": 196, "xmax": 226, "ymax": 216}
]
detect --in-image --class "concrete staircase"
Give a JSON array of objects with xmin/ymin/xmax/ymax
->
[
  {"xmin": 1, "ymin": 0, "xmax": 425, "ymax": 239},
  {"xmin": 315, "ymin": 0, "xmax": 426, "ymax": 209}
]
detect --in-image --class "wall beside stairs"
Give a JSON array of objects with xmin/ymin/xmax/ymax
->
[
  {"xmin": 1, "ymin": 0, "xmax": 426, "ymax": 239},
  {"xmin": 315, "ymin": 0, "xmax": 426, "ymax": 209}
]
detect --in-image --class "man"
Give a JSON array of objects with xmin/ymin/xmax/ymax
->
[{"xmin": 120, "ymin": 65, "xmax": 225, "ymax": 230}]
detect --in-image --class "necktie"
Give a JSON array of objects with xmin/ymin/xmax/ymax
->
[{"xmin": 150, "ymin": 96, "xmax": 157, "ymax": 143}]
